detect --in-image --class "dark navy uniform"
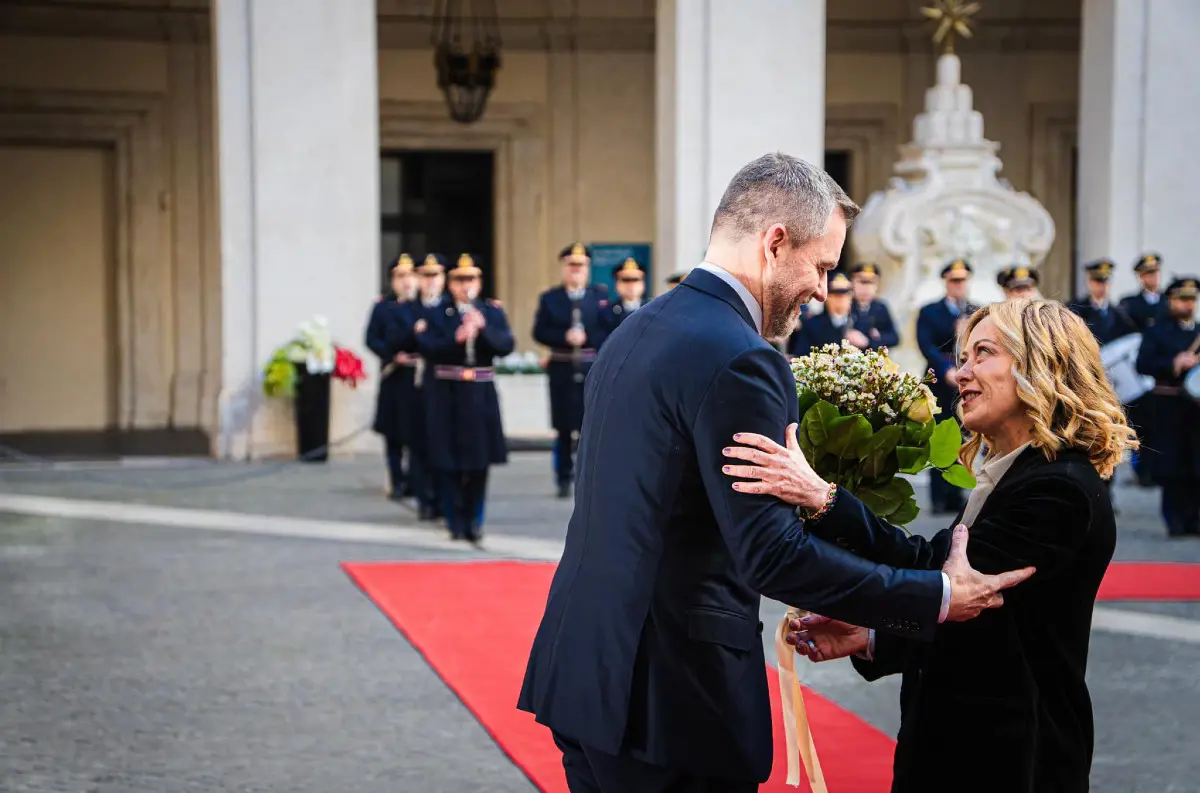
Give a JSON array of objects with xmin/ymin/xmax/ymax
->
[
  {"xmin": 1118, "ymin": 254, "xmax": 1166, "ymax": 486},
  {"xmin": 601, "ymin": 257, "xmax": 646, "ymax": 333},
  {"xmin": 847, "ymin": 262, "xmax": 900, "ymax": 350},
  {"xmin": 533, "ymin": 243, "xmax": 611, "ymax": 496},
  {"xmin": 916, "ymin": 259, "xmax": 979, "ymax": 513},
  {"xmin": 1119, "ymin": 253, "xmax": 1167, "ymax": 332},
  {"xmin": 406, "ymin": 253, "xmax": 450, "ymax": 520},
  {"xmin": 1068, "ymin": 260, "xmax": 1137, "ymax": 345},
  {"xmin": 1136, "ymin": 276, "xmax": 1200, "ymax": 537},
  {"xmin": 366, "ymin": 254, "xmax": 419, "ymax": 498},
  {"xmin": 789, "ymin": 272, "xmax": 854, "ymax": 356},
  {"xmin": 418, "ymin": 254, "xmax": 514, "ymax": 543}
]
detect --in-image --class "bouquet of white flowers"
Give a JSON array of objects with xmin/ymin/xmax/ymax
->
[{"xmin": 790, "ymin": 340, "xmax": 975, "ymax": 525}]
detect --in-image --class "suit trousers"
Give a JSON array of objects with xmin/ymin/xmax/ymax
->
[{"xmin": 552, "ymin": 732, "xmax": 756, "ymax": 793}]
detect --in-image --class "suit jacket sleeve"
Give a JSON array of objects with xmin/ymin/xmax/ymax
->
[
  {"xmin": 694, "ymin": 346, "xmax": 943, "ymax": 640},
  {"xmin": 815, "ymin": 471, "xmax": 1092, "ymax": 579},
  {"xmin": 851, "ymin": 631, "xmax": 920, "ymax": 681}
]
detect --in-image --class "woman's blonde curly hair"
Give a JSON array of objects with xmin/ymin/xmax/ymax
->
[{"xmin": 957, "ymin": 299, "xmax": 1138, "ymax": 479}]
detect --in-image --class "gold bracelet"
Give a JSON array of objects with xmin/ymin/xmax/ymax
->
[{"xmin": 802, "ymin": 482, "xmax": 839, "ymax": 524}]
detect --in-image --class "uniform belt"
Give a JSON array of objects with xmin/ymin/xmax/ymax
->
[
  {"xmin": 434, "ymin": 365, "xmax": 494, "ymax": 382},
  {"xmin": 547, "ymin": 348, "xmax": 597, "ymax": 363},
  {"xmin": 393, "ymin": 352, "xmax": 422, "ymax": 367},
  {"xmin": 1153, "ymin": 383, "xmax": 1182, "ymax": 396}
]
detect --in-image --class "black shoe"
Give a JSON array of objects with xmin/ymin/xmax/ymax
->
[
  {"xmin": 557, "ymin": 482, "xmax": 571, "ymax": 499},
  {"xmin": 466, "ymin": 524, "xmax": 483, "ymax": 547},
  {"xmin": 401, "ymin": 483, "xmax": 416, "ymax": 497}
]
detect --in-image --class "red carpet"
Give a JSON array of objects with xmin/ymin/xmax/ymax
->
[
  {"xmin": 343, "ymin": 559, "xmax": 1200, "ymax": 792},
  {"xmin": 343, "ymin": 560, "xmax": 894, "ymax": 792},
  {"xmin": 1097, "ymin": 562, "xmax": 1200, "ymax": 601}
]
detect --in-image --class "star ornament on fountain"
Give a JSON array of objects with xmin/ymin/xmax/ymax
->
[{"xmin": 921, "ymin": 0, "xmax": 981, "ymax": 54}]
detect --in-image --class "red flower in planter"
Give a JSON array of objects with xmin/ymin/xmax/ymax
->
[{"xmin": 334, "ymin": 347, "xmax": 367, "ymax": 387}]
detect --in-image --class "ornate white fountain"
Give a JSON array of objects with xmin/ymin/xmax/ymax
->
[{"xmin": 850, "ymin": 1, "xmax": 1055, "ymax": 373}]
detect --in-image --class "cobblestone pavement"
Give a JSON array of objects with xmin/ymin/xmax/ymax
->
[{"xmin": 1, "ymin": 454, "xmax": 1198, "ymax": 791}]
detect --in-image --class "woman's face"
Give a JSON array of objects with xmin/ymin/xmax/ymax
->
[{"xmin": 956, "ymin": 316, "xmax": 1022, "ymax": 437}]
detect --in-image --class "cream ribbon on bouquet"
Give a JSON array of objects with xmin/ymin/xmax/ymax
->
[{"xmin": 774, "ymin": 607, "xmax": 828, "ymax": 792}]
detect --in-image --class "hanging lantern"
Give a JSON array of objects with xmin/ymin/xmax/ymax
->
[{"xmin": 431, "ymin": 0, "xmax": 502, "ymax": 124}]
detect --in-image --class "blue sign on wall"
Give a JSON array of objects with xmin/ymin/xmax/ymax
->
[{"xmin": 589, "ymin": 243, "xmax": 653, "ymax": 299}]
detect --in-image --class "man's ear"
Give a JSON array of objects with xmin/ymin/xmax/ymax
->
[{"xmin": 762, "ymin": 224, "xmax": 788, "ymax": 264}]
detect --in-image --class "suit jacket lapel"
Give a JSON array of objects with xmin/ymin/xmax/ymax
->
[
  {"xmin": 966, "ymin": 446, "xmax": 1044, "ymax": 527},
  {"xmin": 679, "ymin": 269, "xmax": 757, "ymax": 331}
]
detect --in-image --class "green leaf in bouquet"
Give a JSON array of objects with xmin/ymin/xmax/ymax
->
[
  {"xmin": 941, "ymin": 462, "xmax": 978, "ymax": 489},
  {"xmin": 826, "ymin": 415, "xmax": 873, "ymax": 459},
  {"xmin": 797, "ymin": 390, "xmax": 820, "ymax": 423},
  {"xmin": 904, "ymin": 419, "xmax": 934, "ymax": 445},
  {"xmin": 928, "ymin": 418, "xmax": 963, "ymax": 469},
  {"xmin": 888, "ymin": 495, "xmax": 921, "ymax": 527},
  {"xmin": 856, "ymin": 477, "xmax": 915, "ymax": 518},
  {"xmin": 896, "ymin": 444, "xmax": 930, "ymax": 474},
  {"xmin": 858, "ymin": 425, "xmax": 903, "ymax": 478},
  {"xmin": 800, "ymin": 400, "xmax": 840, "ymax": 450}
]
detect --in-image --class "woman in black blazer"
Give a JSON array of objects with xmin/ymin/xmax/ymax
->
[{"xmin": 725, "ymin": 299, "xmax": 1137, "ymax": 793}]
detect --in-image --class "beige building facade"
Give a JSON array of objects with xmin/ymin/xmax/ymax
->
[{"xmin": 0, "ymin": 0, "xmax": 1193, "ymax": 458}]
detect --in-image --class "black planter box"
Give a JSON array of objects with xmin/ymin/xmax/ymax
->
[{"xmin": 294, "ymin": 368, "xmax": 331, "ymax": 462}]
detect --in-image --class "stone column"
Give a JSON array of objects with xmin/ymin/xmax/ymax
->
[
  {"xmin": 212, "ymin": 0, "xmax": 379, "ymax": 459},
  {"xmin": 1078, "ymin": 0, "xmax": 1200, "ymax": 298},
  {"xmin": 656, "ymin": 0, "xmax": 827, "ymax": 286}
]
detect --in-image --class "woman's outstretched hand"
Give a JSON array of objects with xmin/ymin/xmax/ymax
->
[
  {"xmin": 785, "ymin": 614, "xmax": 869, "ymax": 663},
  {"xmin": 722, "ymin": 423, "xmax": 830, "ymax": 509}
]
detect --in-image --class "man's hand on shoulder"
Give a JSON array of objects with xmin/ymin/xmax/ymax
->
[{"xmin": 942, "ymin": 525, "xmax": 1036, "ymax": 621}]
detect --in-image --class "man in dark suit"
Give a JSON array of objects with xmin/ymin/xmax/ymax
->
[
  {"xmin": 788, "ymin": 271, "xmax": 854, "ymax": 355},
  {"xmin": 602, "ymin": 256, "xmax": 646, "ymax": 332},
  {"xmin": 1137, "ymin": 276, "xmax": 1200, "ymax": 537},
  {"xmin": 849, "ymin": 262, "xmax": 900, "ymax": 349},
  {"xmin": 1119, "ymin": 252, "xmax": 1167, "ymax": 332},
  {"xmin": 533, "ymin": 243, "xmax": 611, "ymax": 498},
  {"xmin": 1068, "ymin": 259, "xmax": 1137, "ymax": 345},
  {"xmin": 916, "ymin": 260, "xmax": 979, "ymax": 513},
  {"xmin": 519, "ymin": 153, "xmax": 1033, "ymax": 792}
]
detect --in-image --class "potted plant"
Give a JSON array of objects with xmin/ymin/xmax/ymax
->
[{"xmin": 262, "ymin": 316, "xmax": 366, "ymax": 462}]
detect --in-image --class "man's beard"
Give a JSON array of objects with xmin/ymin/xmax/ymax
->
[{"xmin": 764, "ymin": 279, "xmax": 803, "ymax": 340}]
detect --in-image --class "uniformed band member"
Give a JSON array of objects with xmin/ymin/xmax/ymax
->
[
  {"xmin": 408, "ymin": 253, "xmax": 448, "ymax": 520},
  {"xmin": 664, "ymin": 269, "xmax": 689, "ymax": 290},
  {"xmin": 533, "ymin": 243, "xmax": 611, "ymax": 498},
  {"xmin": 848, "ymin": 262, "xmax": 900, "ymax": 349},
  {"xmin": 1068, "ymin": 259, "xmax": 1137, "ymax": 345},
  {"xmin": 602, "ymin": 256, "xmax": 646, "ymax": 332},
  {"xmin": 1119, "ymin": 253, "xmax": 1167, "ymax": 331},
  {"xmin": 1119, "ymin": 253, "xmax": 1166, "ymax": 486},
  {"xmin": 787, "ymin": 271, "xmax": 855, "ymax": 356},
  {"xmin": 916, "ymin": 258, "xmax": 980, "ymax": 513},
  {"xmin": 366, "ymin": 253, "xmax": 419, "ymax": 500},
  {"xmin": 997, "ymin": 264, "xmax": 1041, "ymax": 300},
  {"xmin": 1136, "ymin": 276, "xmax": 1200, "ymax": 537},
  {"xmin": 417, "ymin": 253, "xmax": 514, "ymax": 544}
]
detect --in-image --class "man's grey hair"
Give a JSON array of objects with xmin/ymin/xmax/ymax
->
[{"xmin": 711, "ymin": 152, "xmax": 860, "ymax": 244}]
